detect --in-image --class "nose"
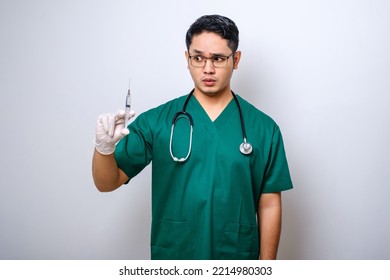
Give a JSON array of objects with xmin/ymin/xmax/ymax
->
[{"xmin": 203, "ymin": 58, "xmax": 215, "ymax": 74}]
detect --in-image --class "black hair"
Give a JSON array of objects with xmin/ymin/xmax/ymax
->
[{"xmin": 185, "ymin": 15, "xmax": 239, "ymax": 52}]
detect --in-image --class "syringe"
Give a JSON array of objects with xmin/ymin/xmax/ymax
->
[{"xmin": 125, "ymin": 78, "xmax": 131, "ymax": 128}]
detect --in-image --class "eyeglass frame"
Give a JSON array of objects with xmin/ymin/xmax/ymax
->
[{"xmin": 188, "ymin": 52, "xmax": 236, "ymax": 68}]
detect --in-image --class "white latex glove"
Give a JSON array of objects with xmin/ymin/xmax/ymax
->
[{"xmin": 95, "ymin": 110, "xmax": 136, "ymax": 155}]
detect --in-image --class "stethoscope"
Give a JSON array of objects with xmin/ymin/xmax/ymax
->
[{"xmin": 169, "ymin": 89, "xmax": 253, "ymax": 162}]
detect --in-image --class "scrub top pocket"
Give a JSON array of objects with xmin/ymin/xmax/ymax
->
[
  {"xmin": 221, "ymin": 222, "xmax": 259, "ymax": 260},
  {"xmin": 151, "ymin": 219, "xmax": 193, "ymax": 260}
]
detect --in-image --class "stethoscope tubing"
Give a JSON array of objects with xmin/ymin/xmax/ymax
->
[{"xmin": 170, "ymin": 89, "xmax": 252, "ymax": 162}]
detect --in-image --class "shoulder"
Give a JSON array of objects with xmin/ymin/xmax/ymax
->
[
  {"xmin": 143, "ymin": 95, "xmax": 187, "ymax": 116},
  {"xmin": 128, "ymin": 94, "xmax": 189, "ymax": 139},
  {"xmin": 131, "ymin": 95, "xmax": 186, "ymax": 130},
  {"xmin": 138, "ymin": 95, "xmax": 186, "ymax": 119},
  {"xmin": 236, "ymin": 95, "xmax": 278, "ymax": 128}
]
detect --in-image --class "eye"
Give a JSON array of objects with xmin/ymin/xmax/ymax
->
[
  {"xmin": 212, "ymin": 56, "xmax": 226, "ymax": 62},
  {"xmin": 192, "ymin": 55, "xmax": 204, "ymax": 62}
]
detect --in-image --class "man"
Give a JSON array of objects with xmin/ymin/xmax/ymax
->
[{"xmin": 92, "ymin": 15, "xmax": 293, "ymax": 260}]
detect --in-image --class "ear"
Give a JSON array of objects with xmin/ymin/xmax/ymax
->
[
  {"xmin": 185, "ymin": 51, "xmax": 190, "ymax": 69},
  {"xmin": 233, "ymin": 51, "xmax": 241, "ymax": 70}
]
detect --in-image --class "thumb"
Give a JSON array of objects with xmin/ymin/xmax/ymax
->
[
  {"xmin": 121, "ymin": 128, "xmax": 130, "ymax": 135},
  {"xmin": 126, "ymin": 110, "xmax": 136, "ymax": 121}
]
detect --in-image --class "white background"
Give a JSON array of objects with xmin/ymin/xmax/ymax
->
[{"xmin": 0, "ymin": 0, "xmax": 389, "ymax": 259}]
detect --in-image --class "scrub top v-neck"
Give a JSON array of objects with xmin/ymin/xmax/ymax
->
[{"xmin": 115, "ymin": 93, "xmax": 293, "ymax": 260}]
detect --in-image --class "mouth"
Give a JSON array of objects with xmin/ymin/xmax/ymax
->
[{"xmin": 202, "ymin": 77, "xmax": 216, "ymax": 86}]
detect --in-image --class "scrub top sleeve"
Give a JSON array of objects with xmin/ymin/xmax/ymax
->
[
  {"xmin": 114, "ymin": 113, "xmax": 153, "ymax": 181},
  {"xmin": 261, "ymin": 125, "xmax": 293, "ymax": 193}
]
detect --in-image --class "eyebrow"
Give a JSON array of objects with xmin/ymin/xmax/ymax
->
[{"xmin": 191, "ymin": 49, "xmax": 228, "ymax": 56}]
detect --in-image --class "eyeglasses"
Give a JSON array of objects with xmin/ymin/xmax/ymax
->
[{"xmin": 188, "ymin": 52, "xmax": 235, "ymax": 68}]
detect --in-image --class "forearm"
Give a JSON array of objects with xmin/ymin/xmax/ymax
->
[
  {"xmin": 258, "ymin": 192, "xmax": 282, "ymax": 260},
  {"xmin": 92, "ymin": 149, "xmax": 126, "ymax": 192}
]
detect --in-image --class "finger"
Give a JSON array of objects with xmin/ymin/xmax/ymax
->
[
  {"xmin": 115, "ymin": 111, "xmax": 126, "ymax": 125},
  {"xmin": 123, "ymin": 110, "xmax": 136, "ymax": 122},
  {"xmin": 117, "ymin": 109, "xmax": 125, "ymax": 116},
  {"xmin": 108, "ymin": 114, "xmax": 116, "ymax": 137},
  {"xmin": 100, "ymin": 114, "xmax": 110, "ymax": 133}
]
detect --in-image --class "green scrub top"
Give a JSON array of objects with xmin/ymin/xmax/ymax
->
[{"xmin": 115, "ymin": 93, "xmax": 293, "ymax": 260}]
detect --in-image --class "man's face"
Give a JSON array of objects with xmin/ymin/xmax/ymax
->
[{"xmin": 186, "ymin": 32, "xmax": 240, "ymax": 97}]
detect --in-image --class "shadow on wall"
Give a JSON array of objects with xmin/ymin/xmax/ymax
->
[{"xmin": 234, "ymin": 55, "xmax": 306, "ymax": 260}]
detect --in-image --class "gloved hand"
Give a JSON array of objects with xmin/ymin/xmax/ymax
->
[{"xmin": 95, "ymin": 110, "xmax": 136, "ymax": 155}]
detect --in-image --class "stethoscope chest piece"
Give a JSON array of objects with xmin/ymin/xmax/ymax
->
[
  {"xmin": 170, "ymin": 89, "xmax": 254, "ymax": 162},
  {"xmin": 239, "ymin": 141, "xmax": 253, "ymax": 155}
]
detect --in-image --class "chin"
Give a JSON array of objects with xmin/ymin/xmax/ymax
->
[
  {"xmin": 198, "ymin": 87, "xmax": 220, "ymax": 96},
  {"xmin": 203, "ymin": 90, "xmax": 218, "ymax": 96}
]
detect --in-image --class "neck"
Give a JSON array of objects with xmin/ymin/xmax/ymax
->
[{"xmin": 193, "ymin": 88, "xmax": 233, "ymax": 121}]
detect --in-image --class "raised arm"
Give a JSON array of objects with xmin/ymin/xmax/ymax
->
[
  {"xmin": 92, "ymin": 150, "xmax": 129, "ymax": 192},
  {"xmin": 92, "ymin": 110, "xmax": 134, "ymax": 192}
]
